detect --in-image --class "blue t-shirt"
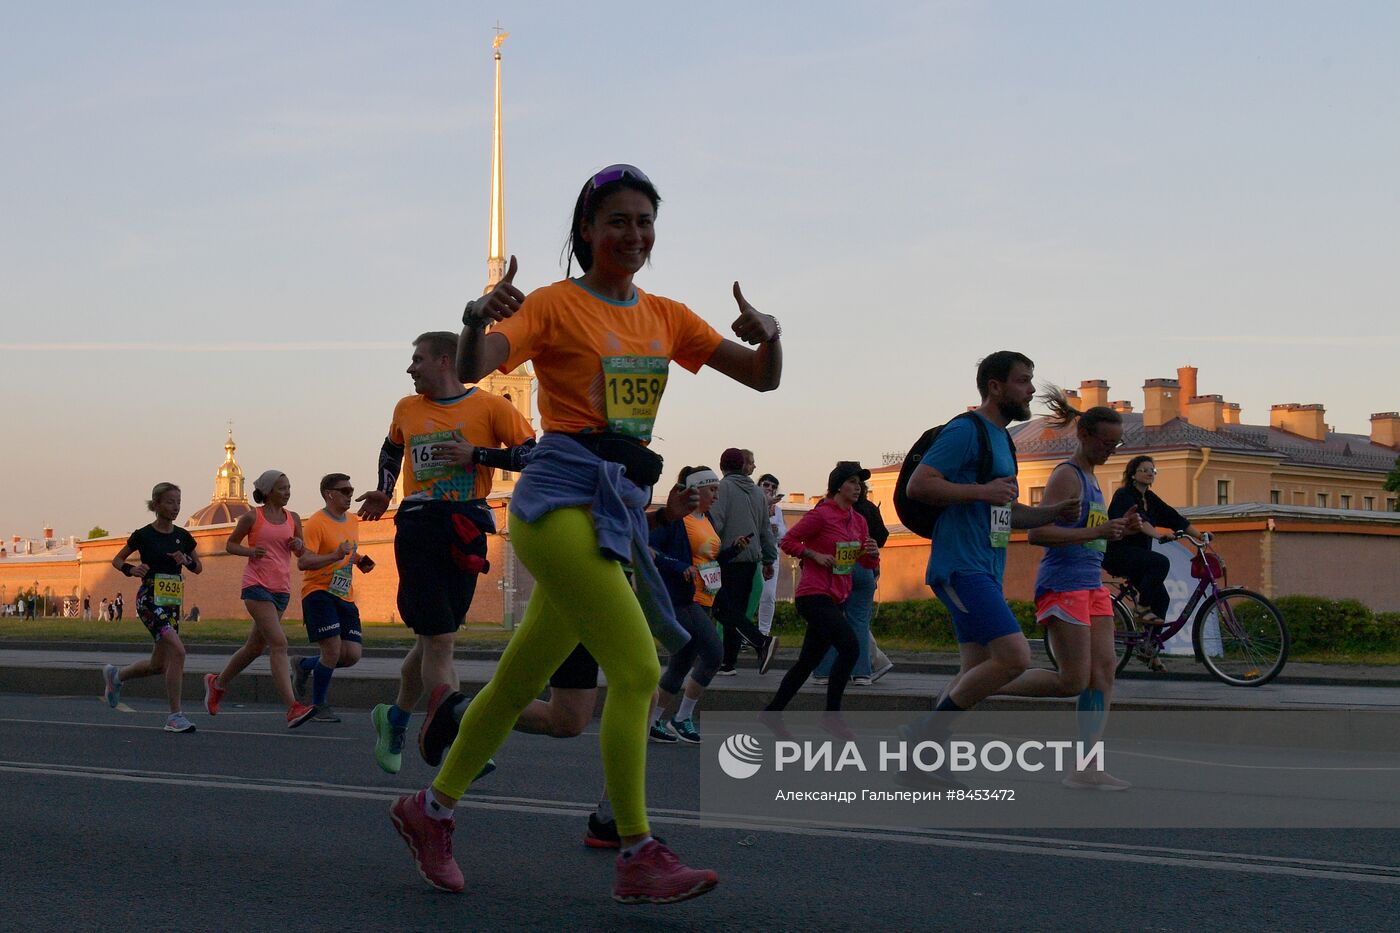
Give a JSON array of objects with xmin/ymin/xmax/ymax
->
[{"xmin": 920, "ymin": 413, "xmax": 1018, "ymax": 586}]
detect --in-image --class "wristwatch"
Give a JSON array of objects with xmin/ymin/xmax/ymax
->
[{"xmin": 462, "ymin": 300, "xmax": 487, "ymax": 329}]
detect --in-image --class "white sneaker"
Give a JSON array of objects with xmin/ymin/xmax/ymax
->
[
  {"xmin": 851, "ymin": 676, "xmax": 872, "ymax": 686},
  {"xmin": 812, "ymin": 676, "xmax": 829, "ymax": 685},
  {"xmin": 164, "ymin": 713, "xmax": 196, "ymax": 733},
  {"xmin": 715, "ymin": 667, "xmax": 738, "ymax": 677},
  {"xmin": 869, "ymin": 661, "xmax": 894, "ymax": 683}
]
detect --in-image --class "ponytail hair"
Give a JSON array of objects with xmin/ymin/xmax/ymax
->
[{"xmin": 1039, "ymin": 384, "xmax": 1121, "ymax": 434}]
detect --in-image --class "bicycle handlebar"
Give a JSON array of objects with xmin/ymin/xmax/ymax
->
[{"xmin": 1170, "ymin": 530, "xmax": 1213, "ymax": 547}]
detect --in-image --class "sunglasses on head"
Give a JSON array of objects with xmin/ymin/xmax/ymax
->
[{"xmin": 590, "ymin": 163, "xmax": 650, "ymax": 189}]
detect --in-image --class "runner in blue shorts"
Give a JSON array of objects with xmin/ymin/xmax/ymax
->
[{"xmin": 903, "ymin": 351, "xmax": 1080, "ymax": 737}]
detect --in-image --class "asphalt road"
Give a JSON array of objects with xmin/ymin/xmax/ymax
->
[{"xmin": 2, "ymin": 693, "xmax": 1397, "ymax": 931}]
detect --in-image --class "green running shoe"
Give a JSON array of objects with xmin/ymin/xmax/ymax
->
[{"xmin": 372, "ymin": 703, "xmax": 403, "ymax": 774}]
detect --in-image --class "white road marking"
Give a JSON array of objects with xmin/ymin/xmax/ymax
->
[
  {"xmin": 0, "ymin": 717, "xmax": 353, "ymax": 741},
  {"xmin": 2, "ymin": 759, "xmax": 1397, "ymax": 886}
]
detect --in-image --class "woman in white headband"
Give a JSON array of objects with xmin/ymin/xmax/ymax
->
[{"xmin": 646, "ymin": 466, "xmax": 750, "ymax": 744}]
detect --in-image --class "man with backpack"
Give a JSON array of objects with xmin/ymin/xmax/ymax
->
[{"xmin": 899, "ymin": 351, "xmax": 1080, "ymax": 734}]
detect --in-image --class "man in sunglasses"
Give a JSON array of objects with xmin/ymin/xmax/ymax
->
[{"xmin": 293, "ymin": 472, "xmax": 373, "ymax": 721}]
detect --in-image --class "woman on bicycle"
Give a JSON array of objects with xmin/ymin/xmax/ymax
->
[
  {"xmin": 996, "ymin": 388, "xmax": 1141, "ymax": 789},
  {"xmin": 1103, "ymin": 455, "xmax": 1207, "ymax": 626},
  {"xmin": 388, "ymin": 163, "xmax": 781, "ymax": 903}
]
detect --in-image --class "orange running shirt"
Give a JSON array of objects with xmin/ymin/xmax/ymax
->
[
  {"xmin": 492, "ymin": 279, "xmax": 724, "ymax": 440},
  {"xmin": 389, "ymin": 389, "xmax": 535, "ymax": 501},
  {"xmin": 683, "ymin": 512, "xmax": 723, "ymax": 608},
  {"xmin": 301, "ymin": 510, "xmax": 360, "ymax": 601}
]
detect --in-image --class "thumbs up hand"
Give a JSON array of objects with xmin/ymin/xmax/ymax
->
[
  {"xmin": 465, "ymin": 254, "xmax": 525, "ymax": 326},
  {"xmin": 729, "ymin": 282, "xmax": 779, "ymax": 345}
]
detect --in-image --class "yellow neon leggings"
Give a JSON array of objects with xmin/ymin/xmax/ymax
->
[{"xmin": 432, "ymin": 506, "xmax": 661, "ymax": 836}]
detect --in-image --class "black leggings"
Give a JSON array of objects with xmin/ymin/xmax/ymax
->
[
  {"xmin": 1103, "ymin": 547, "xmax": 1170, "ymax": 618},
  {"xmin": 765, "ymin": 595, "xmax": 857, "ymax": 712},
  {"xmin": 659, "ymin": 603, "xmax": 724, "ymax": 693},
  {"xmin": 714, "ymin": 561, "xmax": 767, "ymax": 667}
]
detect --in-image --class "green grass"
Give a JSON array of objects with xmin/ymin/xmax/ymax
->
[
  {"xmin": 5, "ymin": 617, "xmax": 1398, "ymax": 666},
  {"xmin": 0, "ymin": 617, "xmax": 513, "ymax": 648}
]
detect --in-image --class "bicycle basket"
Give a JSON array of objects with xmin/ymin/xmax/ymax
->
[{"xmin": 1191, "ymin": 551, "xmax": 1224, "ymax": 580}]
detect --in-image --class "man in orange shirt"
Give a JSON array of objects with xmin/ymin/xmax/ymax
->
[
  {"xmin": 358, "ymin": 331, "xmax": 535, "ymax": 774},
  {"xmin": 292, "ymin": 472, "xmax": 371, "ymax": 721}
]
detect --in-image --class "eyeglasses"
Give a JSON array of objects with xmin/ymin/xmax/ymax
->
[
  {"xmin": 330, "ymin": 487, "xmax": 354, "ymax": 497},
  {"xmin": 590, "ymin": 163, "xmax": 650, "ymax": 189}
]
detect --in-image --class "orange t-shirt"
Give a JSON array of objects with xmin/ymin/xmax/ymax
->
[
  {"xmin": 389, "ymin": 389, "xmax": 535, "ymax": 501},
  {"xmin": 683, "ymin": 513, "xmax": 723, "ymax": 608},
  {"xmin": 301, "ymin": 510, "xmax": 359, "ymax": 600},
  {"xmin": 492, "ymin": 279, "xmax": 724, "ymax": 441}
]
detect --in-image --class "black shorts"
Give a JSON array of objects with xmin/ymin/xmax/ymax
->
[
  {"xmin": 394, "ymin": 499, "xmax": 493, "ymax": 637},
  {"xmin": 135, "ymin": 583, "xmax": 180, "ymax": 641},
  {"xmin": 302, "ymin": 590, "xmax": 363, "ymax": 643},
  {"xmin": 549, "ymin": 644, "xmax": 600, "ymax": 690}
]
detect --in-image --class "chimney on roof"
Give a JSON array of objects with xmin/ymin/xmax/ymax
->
[
  {"xmin": 1177, "ymin": 366, "xmax": 1198, "ymax": 418},
  {"xmin": 1080, "ymin": 379, "xmax": 1109, "ymax": 409},
  {"xmin": 786, "ymin": 492, "xmax": 805, "ymax": 504},
  {"xmin": 1143, "ymin": 379, "xmax": 1180, "ymax": 430},
  {"xmin": 1186, "ymin": 394, "xmax": 1226, "ymax": 432},
  {"xmin": 1222, "ymin": 402, "xmax": 1241, "ymax": 425},
  {"xmin": 43, "ymin": 526, "xmax": 53, "ymax": 540},
  {"xmin": 1110, "ymin": 400, "xmax": 1134, "ymax": 413},
  {"xmin": 1064, "ymin": 388, "xmax": 1080, "ymax": 405},
  {"xmin": 1271, "ymin": 403, "xmax": 1328, "ymax": 441},
  {"xmin": 1371, "ymin": 412, "xmax": 1400, "ymax": 449}
]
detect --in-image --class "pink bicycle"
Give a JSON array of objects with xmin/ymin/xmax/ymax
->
[{"xmin": 1045, "ymin": 532, "xmax": 1290, "ymax": 686}]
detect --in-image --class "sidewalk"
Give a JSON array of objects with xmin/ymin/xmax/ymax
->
[{"xmin": 4, "ymin": 646, "xmax": 1399, "ymax": 714}]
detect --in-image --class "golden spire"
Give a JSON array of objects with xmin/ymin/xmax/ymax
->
[
  {"xmin": 486, "ymin": 23, "xmax": 508, "ymax": 291},
  {"xmin": 214, "ymin": 424, "xmax": 245, "ymax": 501}
]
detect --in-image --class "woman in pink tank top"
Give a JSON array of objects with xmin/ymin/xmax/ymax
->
[{"xmin": 204, "ymin": 470, "xmax": 317, "ymax": 728}]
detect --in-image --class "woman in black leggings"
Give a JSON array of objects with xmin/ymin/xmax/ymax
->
[
  {"xmin": 760, "ymin": 462, "xmax": 879, "ymax": 739},
  {"xmin": 1103, "ymin": 455, "xmax": 1205, "ymax": 624}
]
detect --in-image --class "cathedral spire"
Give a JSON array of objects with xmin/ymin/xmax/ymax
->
[{"xmin": 486, "ymin": 23, "xmax": 509, "ymax": 292}]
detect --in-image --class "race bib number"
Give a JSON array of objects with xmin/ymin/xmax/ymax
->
[
  {"xmin": 1085, "ymin": 502, "xmax": 1109, "ymax": 554},
  {"xmin": 832, "ymin": 541, "xmax": 862, "ymax": 576},
  {"xmin": 328, "ymin": 563, "xmax": 353, "ymax": 599},
  {"xmin": 989, "ymin": 506, "xmax": 1012, "ymax": 549},
  {"xmin": 152, "ymin": 574, "xmax": 184, "ymax": 607},
  {"xmin": 698, "ymin": 560, "xmax": 723, "ymax": 594},
  {"xmin": 409, "ymin": 430, "xmax": 464, "ymax": 483},
  {"xmin": 602, "ymin": 356, "xmax": 669, "ymax": 439}
]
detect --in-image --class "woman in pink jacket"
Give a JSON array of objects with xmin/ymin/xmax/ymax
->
[{"xmin": 761, "ymin": 461, "xmax": 879, "ymax": 736}]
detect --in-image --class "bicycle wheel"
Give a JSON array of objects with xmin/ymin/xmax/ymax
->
[
  {"xmin": 1112, "ymin": 597, "xmax": 1139, "ymax": 675},
  {"xmin": 1193, "ymin": 588, "xmax": 1289, "ymax": 686}
]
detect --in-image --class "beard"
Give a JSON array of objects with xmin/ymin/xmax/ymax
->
[{"xmin": 998, "ymin": 397, "xmax": 1033, "ymax": 423}]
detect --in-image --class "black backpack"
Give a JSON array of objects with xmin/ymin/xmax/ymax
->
[{"xmin": 893, "ymin": 411, "xmax": 1018, "ymax": 539}]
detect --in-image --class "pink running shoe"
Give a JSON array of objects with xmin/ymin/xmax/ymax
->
[
  {"xmin": 389, "ymin": 790, "xmax": 464, "ymax": 893},
  {"xmin": 286, "ymin": 702, "xmax": 316, "ymax": 729},
  {"xmin": 203, "ymin": 673, "xmax": 225, "ymax": 716},
  {"xmin": 613, "ymin": 839, "xmax": 718, "ymax": 905}
]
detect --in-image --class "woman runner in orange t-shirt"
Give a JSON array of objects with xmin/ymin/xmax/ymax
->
[{"xmin": 387, "ymin": 164, "xmax": 782, "ymax": 903}]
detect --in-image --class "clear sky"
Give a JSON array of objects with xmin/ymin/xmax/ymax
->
[{"xmin": 3, "ymin": 1, "xmax": 1397, "ymax": 538}]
